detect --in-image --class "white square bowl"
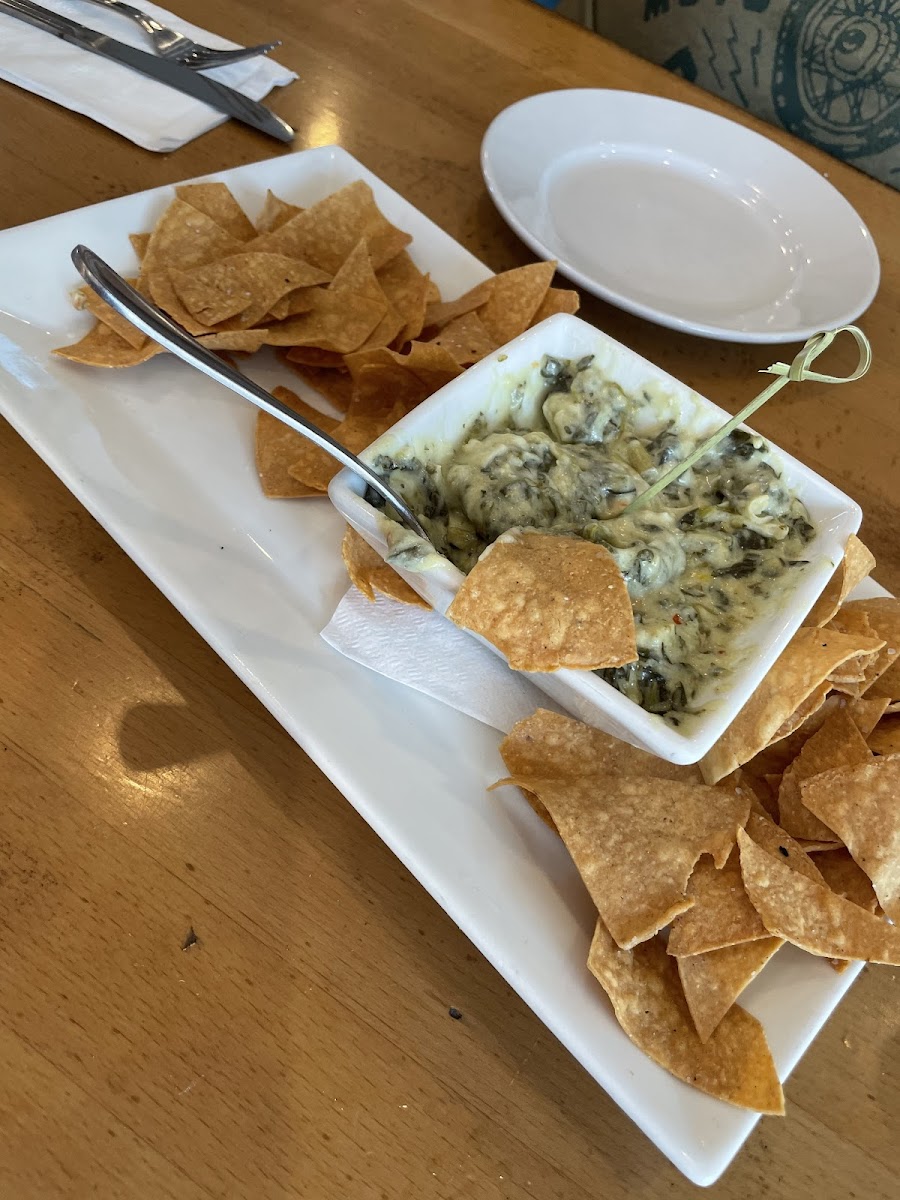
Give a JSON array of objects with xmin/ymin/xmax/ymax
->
[{"xmin": 328, "ymin": 313, "xmax": 861, "ymax": 763}]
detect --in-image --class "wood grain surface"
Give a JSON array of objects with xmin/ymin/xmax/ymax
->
[{"xmin": 1, "ymin": 2, "xmax": 897, "ymax": 1197}]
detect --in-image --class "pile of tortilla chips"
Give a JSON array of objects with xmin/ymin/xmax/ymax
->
[
  {"xmin": 494, "ymin": 533, "xmax": 900, "ymax": 1115},
  {"xmin": 53, "ymin": 178, "xmax": 578, "ymax": 516}
]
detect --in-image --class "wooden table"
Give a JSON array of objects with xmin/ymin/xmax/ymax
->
[{"xmin": 1, "ymin": 2, "xmax": 897, "ymax": 1196}]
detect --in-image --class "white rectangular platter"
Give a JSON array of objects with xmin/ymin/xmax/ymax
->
[{"xmin": 0, "ymin": 146, "xmax": 872, "ymax": 1185}]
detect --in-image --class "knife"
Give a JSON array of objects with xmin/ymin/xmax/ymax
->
[{"xmin": 0, "ymin": 0, "xmax": 295, "ymax": 143}]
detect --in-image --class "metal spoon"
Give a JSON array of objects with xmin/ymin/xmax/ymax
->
[{"xmin": 71, "ymin": 246, "xmax": 430, "ymax": 540}]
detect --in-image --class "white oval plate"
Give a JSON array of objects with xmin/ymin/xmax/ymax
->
[{"xmin": 481, "ymin": 90, "xmax": 881, "ymax": 343}]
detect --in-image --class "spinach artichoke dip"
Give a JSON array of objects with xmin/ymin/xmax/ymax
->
[{"xmin": 373, "ymin": 354, "xmax": 816, "ymax": 723}]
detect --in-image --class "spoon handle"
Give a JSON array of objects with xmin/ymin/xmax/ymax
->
[{"xmin": 70, "ymin": 246, "xmax": 430, "ymax": 541}]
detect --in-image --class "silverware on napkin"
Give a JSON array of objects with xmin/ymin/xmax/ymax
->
[
  {"xmin": 0, "ymin": 0, "xmax": 294, "ymax": 142},
  {"xmin": 78, "ymin": 0, "xmax": 281, "ymax": 71}
]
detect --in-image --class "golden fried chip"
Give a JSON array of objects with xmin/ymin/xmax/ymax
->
[
  {"xmin": 840, "ymin": 598, "xmax": 900, "ymax": 700},
  {"xmin": 341, "ymin": 527, "xmax": 429, "ymax": 608},
  {"xmin": 196, "ymin": 330, "xmax": 268, "ymax": 353},
  {"xmin": 805, "ymin": 534, "xmax": 875, "ymax": 626},
  {"xmin": 777, "ymin": 708, "xmax": 872, "ymax": 841},
  {"xmin": 765, "ymin": 684, "xmax": 832, "ymax": 747},
  {"xmin": 355, "ymin": 300, "xmax": 404, "ymax": 353},
  {"xmin": 53, "ymin": 322, "xmax": 163, "ymax": 368},
  {"xmin": 447, "ymin": 531, "xmax": 637, "ymax": 672},
  {"xmin": 346, "ymin": 340, "xmax": 463, "ymax": 392},
  {"xmin": 72, "ymin": 281, "xmax": 146, "ymax": 349},
  {"xmin": 263, "ymin": 240, "xmax": 387, "ymax": 353},
  {"xmin": 514, "ymin": 774, "xmax": 749, "ymax": 949},
  {"xmin": 129, "ymin": 232, "xmax": 151, "ymax": 261},
  {"xmin": 287, "ymin": 393, "xmax": 405, "ymax": 492},
  {"xmin": 744, "ymin": 809, "xmax": 828, "ymax": 884},
  {"xmin": 250, "ymin": 180, "xmax": 412, "ymax": 273},
  {"xmin": 800, "ymin": 756, "xmax": 900, "ymax": 920},
  {"xmin": 281, "ymin": 361, "xmax": 354, "ymax": 414},
  {"xmin": 499, "ymin": 708, "xmax": 703, "ymax": 785},
  {"xmin": 700, "ymin": 627, "xmax": 885, "ymax": 783},
  {"xmin": 677, "ymin": 937, "xmax": 782, "ymax": 1043},
  {"xmin": 142, "ymin": 198, "xmax": 243, "ymax": 277},
  {"xmin": 868, "ymin": 716, "xmax": 900, "ymax": 755},
  {"xmin": 253, "ymin": 387, "xmax": 339, "ymax": 498},
  {"xmin": 268, "ymin": 288, "xmax": 318, "ymax": 321},
  {"xmin": 170, "ymin": 253, "xmax": 328, "ymax": 328},
  {"xmin": 476, "ymin": 261, "xmax": 556, "ymax": 345},
  {"xmin": 423, "ymin": 280, "xmax": 491, "ymax": 331},
  {"xmin": 430, "ymin": 311, "xmax": 496, "ymax": 365},
  {"xmin": 144, "ymin": 266, "xmax": 211, "ymax": 335},
  {"xmin": 529, "ymin": 286, "xmax": 580, "ymax": 325},
  {"xmin": 587, "ymin": 919, "xmax": 784, "ymax": 1113},
  {"xmin": 814, "ymin": 847, "xmax": 879, "ymax": 913},
  {"xmin": 847, "ymin": 695, "xmax": 891, "ymax": 737},
  {"xmin": 256, "ymin": 189, "xmax": 303, "ymax": 234},
  {"xmin": 376, "ymin": 251, "xmax": 429, "ymax": 346},
  {"xmin": 668, "ymin": 849, "xmax": 768, "ymax": 957},
  {"xmin": 283, "ymin": 346, "xmax": 346, "ymax": 370},
  {"xmin": 175, "ymin": 182, "xmax": 256, "ymax": 241},
  {"xmin": 737, "ymin": 829, "xmax": 900, "ymax": 963}
]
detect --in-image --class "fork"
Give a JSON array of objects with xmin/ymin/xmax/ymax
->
[{"xmin": 79, "ymin": 0, "xmax": 281, "ymax": 70}]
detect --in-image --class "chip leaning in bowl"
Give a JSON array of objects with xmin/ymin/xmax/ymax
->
[{"xmin": 373, "ymin": 352, "xmax": 818, "ymax": 722}]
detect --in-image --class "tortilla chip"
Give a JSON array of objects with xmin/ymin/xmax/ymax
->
[
  {"xmin": 376, "ymin": 251, "xmax": 429, "ymax": 346},
  {"xmin": 499, "ymin": 708, "xmax": 703, "ymax": 786},
  {"xmin": 677, "ymin": 937, "xmax": 782, "ymax": 1043},
  {"xmin": 254, "ymin": 387, "xmax": 339, "ymax": 498},
  {"xmin": 737, "ymin": 829, "xmax": 900, "ymax": 964},
  {"xmin": 430, "ymin": 312, "xmax": 496, "ymax": 365},
  {"xmin": 256, "ymin": 189, "xmax": 303, "ymax": 234},
  {"xmin": 667, "ymin": 849, "xmax": 768, "ymax": 957},
  {"xmin": 346, "ymin": 340, "xmax": 463, "ymax": 392},
  {"xmin": 423, "ymin": 280, "xmax": 491, "ymax": 331},
  {"xmin": 868, "ymin": 716, "xmax": 900, "ymax": 755},
  {"xmin": 175, "ymin": 182, "xmax": 256, "ymax": 242},
  {"xmin": 355, "ymin": 300, "xmax": 405, "ymax": 353},
  {"xmin": 847, "ymin": 696, "xmax": 891, "ymax": 737},
  {"xmin": 447, "ymin": 531, "xmax": 637, "ymax": 672},
  {"xmin": 263, "ymin": 240, "xmax": 387, "ymax": 353},
  {"xmin": 142, "ymin": 198, "xmax": 243, "ymax": 277},
  {"xmin": 268, "ymin": 288, "xmax": 319, "ymax": 321},
  {"xmin": 282, "ymin": 346, "xmax": 346, "ymax": 370},
  {"xmin": 700, "ymin": 627, "xmax": 885, "ymax": 783},
  {"xmin": 814, "ymin": 847, "xmax": 879, "ymax": 913},
  {"xmin": 53, "ymin": 322, "xmax": 163, "ymax": 368},
  {"xmin": 804, "ymin": 534, "xmax": 875, "ymax": 626},
  {"xmin": 840, "ymin": 598, "xmax": 900, "ymax": 700},
  {"xmin": 144, "ymin": 266, "xmax": 212, "ymax": 335},
  {"xmin": 587, "ymin": 919, "xmax": 783, "ymax": 1113},
  {"xmin": 766, "ymin": 684, "xmax": 832, "ymax": 747},
  {"xmin": 170, "ymin": 254, "xmax": 328, "ymax": 327},
  {"xmin": 514, "ymin": 774, "xmax": 748, "ymax": 949},
  {"xmin": 281, "ymin": 361, "xmax": 354, "ymax": 414},
  {"xmin": 777, "ymin": 708, "xmax": 872, "ymax": 841},
  {"xmin": 129, "ymin": 232, "xmax": 151, "ymax": 261},
  {"xmin": 287, "ymin": 392, "xmax": 405, "ymax": 492},
  {"xmin": 529, "ymin": 285, "xmax": 580, "ymax": 325},
  {"xmin": 72, "ymin": 281, "xmax": 147, "ymax": 349},
  {"xmin": 800, "ymin": 756, "xmax": 900, "ymax": 920},
  {"xmin": 249, "ymin": 180, "xmax": 412, "ymax": 273},
  {"xmin": 744, "ymin": 809, "xmax": 827, "ymax": 883},
  {"xmin": 341, "ymin": 527, "xmax": 429, "ymax": 608},
  {"xmin": 196, "ymin": 330, "xmax": 268, "ymax": 353},
  {"xmin": 476, "ymin": 261, "xmax": 556, "ymax": 346}
]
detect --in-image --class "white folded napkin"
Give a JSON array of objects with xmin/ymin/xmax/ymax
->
[
  {"xmin": 321, "ymin": 588, "xmax": 566, "ymax": 735},
  {"xmin": 0, "ymin": 0, "xmax": 296, "ymax": 151}
]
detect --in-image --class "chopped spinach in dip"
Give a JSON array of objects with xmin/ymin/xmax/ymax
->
[{"xmin": 371, "ymin": 354, "xmax": 815, "ymax": 722}]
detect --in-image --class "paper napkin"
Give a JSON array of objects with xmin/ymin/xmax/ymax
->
[
  {"xmin": 321, "ymin": 587, "xmax": 566, "ymax": 735},
  {"xmin": 0, "ymin": 0, "xmax": 296, "ymax": 151}
]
